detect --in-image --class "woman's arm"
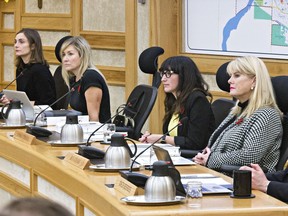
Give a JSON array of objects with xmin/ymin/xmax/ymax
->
[
  {"xmin": 85, "ymin": 86, "xmax": 102, "ymax": 121},
  {"xmin": 174, "ymin": 93, "xmax": 214, "ymax": 150},
  {"xmin": 207, "ymin": 108, "xmax": 282, "ymax": 170}
]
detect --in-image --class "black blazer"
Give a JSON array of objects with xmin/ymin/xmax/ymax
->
[
  {"xmin": 163, "ymin": 90, "xmax": 215, "ymax": 150},
  {"xmin": 266, "ymin": 168, "xmax": 288, "ymax": 203}
]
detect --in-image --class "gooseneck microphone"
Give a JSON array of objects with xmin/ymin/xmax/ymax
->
[
  {"xmin": 85, "ymin": 107, "xmax": 125, "ymax": 145},
  {"xmin": 129, "ymin": 116, "xmax": 188, "ymax": 172},
  {"xmin": 0, "ymin": 68, "xmax": 27, "ymax": 96},
  {"xmin": 26, "ymin": 83, "xmax": 80, "ymax": 137},
  {"xmin": 77, "ymin": 107, "xmax": 125, "ymax": 159}
]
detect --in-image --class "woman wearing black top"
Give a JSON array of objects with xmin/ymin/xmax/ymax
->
[
  {"xmin": 139, "ymin": 56, "xmax": 215, "ymax": 150},
  {"xmin": 1, "ymin": 28, "xmax": 56, "ymax": 106},
  {"xmin": 60, "ymin": 36, "xmax": 111, "ymax": 122}
]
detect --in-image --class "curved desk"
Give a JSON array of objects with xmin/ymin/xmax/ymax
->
[{"xmin": 0, "ymin": 128, "xmax": 288, "ymax": 216}]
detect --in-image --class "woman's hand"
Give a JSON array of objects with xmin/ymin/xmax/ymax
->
[
  {"xmin": 193, "ymin": 147, "xmax": 211, "ymax": 166},
  {"xmin": 0, "ymin": 95, "xmax": 10, "ymax": 105},
  {"xmin": 139, "ymin": 131, "xmax": 151, "ymax": 143}
]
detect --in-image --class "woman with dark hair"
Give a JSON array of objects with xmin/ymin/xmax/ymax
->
[
  {"xmin": 0, "ymin": 28, "xmax": 56, "ymax": 106},
  {"xmin": 139, "ymin": 56, "xmax": 215, "ymax": 150}
]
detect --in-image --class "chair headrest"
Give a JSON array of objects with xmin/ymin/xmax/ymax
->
[
  {"xmin": 271, "ymin": 76, "xmax": 288, "ymax": 114},
  {"xmin": 138, "ymin": 46, "xmax": 164, "ymax": 74},
  {"xmin": 216, "ymin": 62, "xmax": 230, "ymax": 93},
  {"xmin": 55, "ymin": 36, "xmax": 73, "ymax": 63}
]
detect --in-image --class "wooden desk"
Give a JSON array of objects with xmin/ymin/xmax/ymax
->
[{"xmin": 0, "ymin": 129, "xmax": 287, "ymax": 216}]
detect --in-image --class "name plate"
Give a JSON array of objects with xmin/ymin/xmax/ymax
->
[
  {"xmin": 64, "ymin": 152, "xmax": 90, "ymax": 170},
  {"xmin": 114, "ymin": 177, "xmax": 144, "ymax": 196},
  {"xmin": 13, "ymin": 130, "xmax": 38, "ymax": 145}
]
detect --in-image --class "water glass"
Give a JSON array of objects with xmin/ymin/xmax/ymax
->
[{"xmin": 186, "ymin": 181, "xmax": 203, "ymax": 198}]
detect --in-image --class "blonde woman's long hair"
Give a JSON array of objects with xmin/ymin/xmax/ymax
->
[
  {"xmin": 227, "ymin": 56, "xmax": 281, "ymax": 118},
  {"xmin": 60, "ymin": 36, "xmax": 105, "ymax": 88}
]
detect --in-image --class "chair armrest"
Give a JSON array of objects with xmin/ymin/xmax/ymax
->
[
  {"xmin": 115, "ymin": 126, "xmax": 134, "ymax": 133},
  {"xmin": 220, "ymin": 164, "xmax": 241, "ymax": 173},
  {"xmin": 180, "ymin": 149, "xmax": 201, "ymax": 158}
]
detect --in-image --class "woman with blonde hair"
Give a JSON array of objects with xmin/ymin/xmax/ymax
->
[
  {"xmin": 194, "ymin": 56, "xmax": 282, "ymax": 174},
  {"xmin": 60, "ymin": 36, "xmax": 111, "ymax": 122}
]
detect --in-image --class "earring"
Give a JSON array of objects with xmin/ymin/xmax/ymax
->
[{"xmin": 251, "ymin": 86, "xmax": 254, "ymax": 90}]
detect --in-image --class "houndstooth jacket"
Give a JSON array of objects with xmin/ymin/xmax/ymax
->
[{"xmin": 207, "ymin": 107, "xmax": 282, "ymax": 173}]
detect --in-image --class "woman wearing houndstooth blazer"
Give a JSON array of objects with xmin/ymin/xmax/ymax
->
[{"xmin": 193, "ymin": 56, "xmax": 282, "ymax": 174}]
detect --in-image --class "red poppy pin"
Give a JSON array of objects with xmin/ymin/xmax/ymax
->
[{"xmin": 236, "ymin": 118, "xmax": 243, "ymax": 125}]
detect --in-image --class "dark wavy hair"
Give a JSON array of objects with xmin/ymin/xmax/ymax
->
[
  {"xmin": 160, "ymin": 56, "xmax": 212, "ymax": 123},
  {"xmin": 15, "ymin": 28, "xmax": 48, "ymax": 70}
]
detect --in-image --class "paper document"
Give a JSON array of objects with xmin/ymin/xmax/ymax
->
[{"xmin": 181, "ymin": 174, "xmax": 232, "ymax": 194}]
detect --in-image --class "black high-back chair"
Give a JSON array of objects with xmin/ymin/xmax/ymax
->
[
  {"xmin": 212, "ymin": 61, "xmax": 235, "ymax": 128},
  {"xmin": 53, "ymin": 36, "xmax": 72, "ymax": 110},
  {"xmin": 272, "ymin": 76, "xmax": 288, "ymax": 171},
  {"xmin": 180, "ymin": 61, "xmax": 235, "ymax": 158},
  {"xmin": 221, "ymin": 75, "xmax": 288, "ymax": 173},
  {"xmin": 138, "ymin": 46, "xmax": 164, "ymax": 89},
  {"xmin": 114, "ymin": 47, "xmax": 163, "ymax": 140},
  {"xmin": 116, "ymin": 84, "xmax": 158, "ymax": 140}
]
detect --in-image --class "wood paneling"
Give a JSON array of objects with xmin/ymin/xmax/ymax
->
[{"xmin": 81, "ymin": 32, "xmax": 125, "ymax": 50}]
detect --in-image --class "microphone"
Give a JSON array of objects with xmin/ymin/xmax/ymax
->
[
  {"xmin": 129, "ymin": 116, "xmax": 188, "ymax": 172},
  {"xmin": 85, "ymin": 107, "xmax": 125, "ymax": 145},
  {"xmin": 0, "ymin": 68, "xmax": 27, "ymax": 96},
  {"xmin": 77, "ymin": 107, "xmax": 125, "ymax": 160},
  {"xmin": 26, "ymin": 83, "xmax": 80, "ymax": 137},
  {"xmin": 119, "ymin": 116, "xmax": 188, "ymax": 188}
]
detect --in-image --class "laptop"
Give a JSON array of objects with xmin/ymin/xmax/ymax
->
[
  {"xmin": 3, "ymin": 89, "xmax": 35, "ymax": 121},
  {"xmin": 152, "ymin": 145, "xmax": 195, "ymax": 166}
]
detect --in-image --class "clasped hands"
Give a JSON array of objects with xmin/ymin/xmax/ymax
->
[{"xmin": 193, "ymin": 147, "xmax": 211, "ymax": 166}]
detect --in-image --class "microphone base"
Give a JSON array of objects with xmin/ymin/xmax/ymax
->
[
  {"xmin": 26, "ymin": 125, "xmax": 52, "ymax": 137},
  {"xmin": 119, "ymin": 170, "xmax": 148, "ymax": 188},
  {"xmin": 77, "ymin": 145, "xmax": 105, "ymax": 159}
]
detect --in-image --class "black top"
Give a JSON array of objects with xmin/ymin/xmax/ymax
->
[
  {"xmin": 69, "ymin": 69, "xmax": 111, "ymax": 123},
  {"xmin": 16, "ymin": 63, "xmax": 56, "ymax": 106},
  {"xmin": 163, "ymin": 90, "xmax": 215, "ymax": 150}
]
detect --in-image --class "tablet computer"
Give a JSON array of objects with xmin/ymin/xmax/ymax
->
[{"xmin": 3, "ymin": 89, "xmax": 35, "ymax": 121}]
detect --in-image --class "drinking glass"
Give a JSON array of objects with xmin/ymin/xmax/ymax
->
[{"xmin": 102, "ymin": 123, "xmax": 116, "ymax": 144}]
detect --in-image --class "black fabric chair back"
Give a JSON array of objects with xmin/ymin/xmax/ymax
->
[
  {"xmin": 272, "ymin": 76, "xmax": 288, "ymax": 170},
  {"xmin": 53, "ymin": 66, "xmax": 69, "ymax": 110},
  {"xmin": 138, "ymin": 46, "xmax": 164, "ymax": 89},
  {"xmin": 211, "ymin": 98, "xmax": 235, "ymax": 128},
  {"xmin": 116, "ymin": 84, "xmax": 158, "ymax": 140}
]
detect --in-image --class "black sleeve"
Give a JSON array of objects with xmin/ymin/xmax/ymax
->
[
  {"xmin": 32, "ymin": 65, "xmax": 56, "ymax": 106},
  {"xmin": 266, "ymin": 169, "xmax": 288, "ymax": 203},
  {"xmin": 174, "ymin": 93, "xmax": 215, "ymax": 150}
]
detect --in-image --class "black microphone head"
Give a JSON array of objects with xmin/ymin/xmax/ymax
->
[
  {"xmin": 138, "ymin": 46, "xmax": 164, "ymax": 74},
  {"xmin": 55, "ymin": 36, "xmax": 73, "ymax": 63}
]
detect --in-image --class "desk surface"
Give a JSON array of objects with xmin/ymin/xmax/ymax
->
[{"xmin": 0, "ymin": 129, "xmax": 287, "ymax": 216}]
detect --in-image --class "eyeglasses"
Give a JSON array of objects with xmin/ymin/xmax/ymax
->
[{"xmin": 159, "ymin": 70, "xmax": 177, "ymax": 78}]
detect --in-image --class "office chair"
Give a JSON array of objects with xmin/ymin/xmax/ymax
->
[
  {"xmin": 53, "ymin": 36, "xmax": 72, "ymax": 110},
  {"xmin": 115, "ymin": 84, "xmax": 158, "ymax": 140},
  {"xmin": 138, "ymin": 46, "xmax": 164, "ymax": 89},
  {"xmin": 180, "ymin": 61, "xmax": 235, "ymax": 158},
  {"xmin": 221, "ymin": 75, "xmax": 288, "ymax": 173}
]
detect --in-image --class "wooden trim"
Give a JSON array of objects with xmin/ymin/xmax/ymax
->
[
  {"xmin": 149, "ymin": 0, "xmax": 178, "ymax": 134},
  {"xmin": 125, "ymin": 0, "xmax": 137, "ymax": 98},
  {"xmin": 81, "ymin": 32, "xmax": 125, "ymax": 50}
]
